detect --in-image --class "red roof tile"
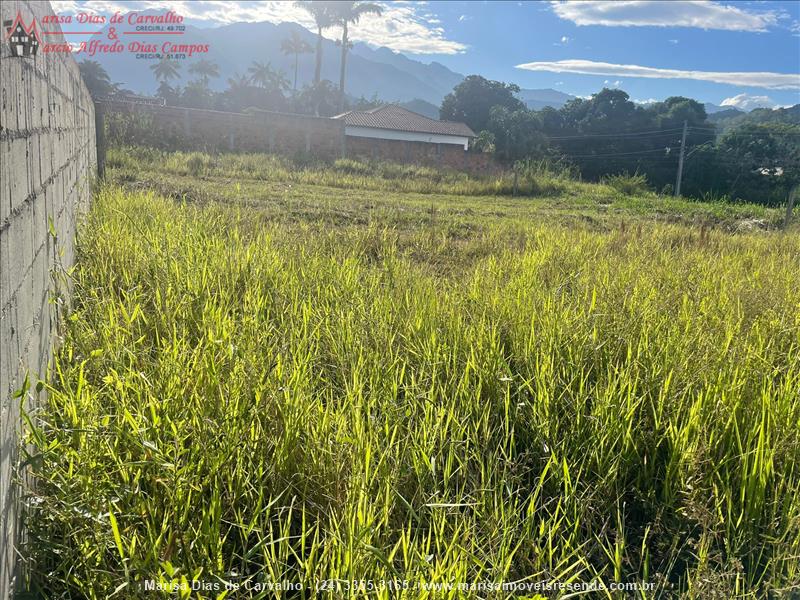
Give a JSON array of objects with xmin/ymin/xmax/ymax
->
[{"xmin": 334, "ymin": 105, "xmax": 475, "ymax": 137}]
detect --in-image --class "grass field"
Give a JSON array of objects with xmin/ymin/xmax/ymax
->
[{"xmin": 24, "ymin": 149, "xmax": 800, "ymax": 598}]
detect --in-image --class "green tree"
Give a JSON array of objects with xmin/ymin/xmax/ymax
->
[
  {"xmin": 471, "ymin": 130, "xmax": 496, "ymax": 153},
  {"xmin": 188, "ymin": 59, "xmax": 219, "ymax": 89},
  {"xmin": 545, "ymin": 89, "xmax": 668, "ymax": 182},
  {"xmin": 221, "ymin": 73, "xmax": 286, "ymax": 113},
  {"xmin": 487, "ymin": 106, "xmax": 545, "ymax": 162},
  {"xmin": 78, "ymin": 59, "xmax": 116, "ymax": 97},
  {"xmin": 247, "ymin": 61, "xmax": 289, "ymax": 92},
  {"xmin": 226, "ymin": 73, "xmax": 251, "ymax": 94},
  {"xmin": 156, "ymin": 80, "xmax": 180, "ymax": 104},
  {"xmin": 713, "ymin": 123, "xmax": 800, "ymax": 205},
  {"xmin": 181, "ymin": 80, "xmax": 214, "ymax": 109},
  {"xmin": 281, "ymin": 31, "xmax": 314, "ymax": 92},
  {"xmin": 149, "ymin": 57, "xmax": 181, "ymax": 86},
  {"xmin": 329, "ymin": 1, "xmax": 383, "ymax": 113},
  {"xmin": 291, "ymin": 80, "xmax": 339, "ymax": 117},
  {"xmin": 296, "ymin": 1, "xmax": 336, "ymax": 87},
  {"xmin": 440, "ymin": 75, "xmax": 525, "ymax": 133}
]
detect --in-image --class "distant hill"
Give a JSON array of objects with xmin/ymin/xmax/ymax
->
[
  {"xmin": 397, "ymin": 99, "xmax": 440, "ymax": 119},
  {"xmin": 89, "ymin": 20, "xmax": 462, "ymax": 105},
  {"xmin": 708, "ymin": 108, "xmax": 745, "ymax": 122},
  {"xmin": 517, "ymin": 88, "xmax": 575, "ymax": 110},
  {"xmin": 703, "ymin": 102, "xmax": 741, "ymax": 115},
  {"xmin": 710, "ymin": 104, "xmax": 800, "ymax": 131},
  {"xmin": 88, "ymin": 18, "xmax": 578, "ymax": 111}
]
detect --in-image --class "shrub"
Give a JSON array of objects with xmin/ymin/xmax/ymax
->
[
  {"xmin": 186, "ymin": 153, "xmax": 212, "ymax": 177},
  {"xmin": 332, "ymin": 158, "xmax": 372, "ymax": 176},
  {"xmin": 603, "ymin": 171, "xmax": 650, "ymax": 196}
]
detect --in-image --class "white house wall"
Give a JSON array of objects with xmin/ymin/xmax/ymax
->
[{"xmin": 345, "ymin": 126, "xmax": 470, "ymax": 150}]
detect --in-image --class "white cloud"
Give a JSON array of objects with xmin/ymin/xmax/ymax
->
[
  {"xmin": 668, "ymin": 39, "xmax": 679, "ymax": 44},
  {"xmin": 720, "ymin": 93, "xmax": 776, "ymax": 110},
  {"xmin": 549, "ymin": 1, "xmax": 779, "ymax": 32},
  {"xmin": 516, "ymin": 59, "xmax": 800, "ymax": 90},
  {"xmin": 50, "ymin": 0, "xmax": 467, "ymax": 54}
]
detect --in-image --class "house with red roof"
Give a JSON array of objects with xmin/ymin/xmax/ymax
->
[{"xmin": 334, "ymin": 104, "xmax": 476, "ymax": 150}]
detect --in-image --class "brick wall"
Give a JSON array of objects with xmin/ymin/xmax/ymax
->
[
  {"xmin": 101, "ymin": 101, "xmax": 346, "ymax": 159},
  {"xmin": 0, "ymin": 1, "xmax": 97, "ymax": 596},
  {"xmin": 345, "ymin": 136, "xmax": 498, "ymax": 174}
]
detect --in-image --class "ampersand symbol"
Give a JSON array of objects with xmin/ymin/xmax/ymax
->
[{"xmin": 107, "ymin": 26, "xmax": 117, "ymax": 40}]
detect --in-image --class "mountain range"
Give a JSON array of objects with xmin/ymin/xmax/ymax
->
[
  {"xmin": 89, "ymin": 19, "xmax": 576, "ymax": 113},
  {"xmin": 90, "ymin": 19, "xmax": 779, "ymax": 119}
]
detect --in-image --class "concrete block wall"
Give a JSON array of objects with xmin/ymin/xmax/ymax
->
[
  {"xmin": 0, "ymin": 1, "xmax": 96, "ymax": 597},
  {"xmin": 102, "ymin": 101, "xmax": 346, "ymax": 159},
  {"xmin": 346, "ymin": 136, "xmax": 499, "ymax": 174}
]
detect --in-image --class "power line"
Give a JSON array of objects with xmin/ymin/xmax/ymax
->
[
  {"xmin": 565, "ymin": 147, "xmax": 676, "ymax": 158},
  {"xmin": 546, "ymin": 127, "xmax": 684, "ymax": 140},
  {"xmin": 689, "ymin": 127, "xmax": 800, "ymax": 136}
]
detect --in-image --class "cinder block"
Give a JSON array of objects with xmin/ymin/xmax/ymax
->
[
  {"xmin": 1, "ymin": 0, "xmax": 96, "ymax": 589},
  {"xmin": 0, "ymin": 141, "xmax": 11, "ymax": 228},
  {"xmin": 28, "ymin": 132, "xmax": 42, "ymax": 196},
  {"xmin": 0, "ymin": 228, "xmax": 12, "ymax": 313},
  {"xmin": 8, "ymin": 137, "xmax": 31, "ymax": 215},
  {"xmin": 0, "ymin": 300, "xmax": 19, "ymax": 400}
]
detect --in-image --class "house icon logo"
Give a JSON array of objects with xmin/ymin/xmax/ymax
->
[{"xmin": 4, "ymin": 12, "xmax": 41, "ymax": 58}]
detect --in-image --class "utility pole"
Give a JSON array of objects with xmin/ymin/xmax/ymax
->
[{"xmin": 674, "ymin": 120, "xmax": 688, "ymax": 197}]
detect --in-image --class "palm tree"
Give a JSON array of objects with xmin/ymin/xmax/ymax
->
[
  {"xmin": 281, "ymin": 31, "xmax": 313, "ymax": 92},
  {"xmin": 227, "ymin": 73, "xmax": 251, "ymax": 93},
  {"xmin": 247, "ymin": 61, "xmax": 289, "ymax": 92},
  {"xmin": 188, "ymin": 59, "xmax": 219, "ymax": 88},
  {"xmin": 329, "ymin": 1, "xmax": 382, "ymax": 112},
  {"xmin": 79, "ymin": 59, "xmax": 116, "ymax": 97},
  {"xmin": 156, "ymin": 80, "xmax": 177, "ymax": 102},
  {"xmin": 248, "ymin": 61, "xmax": 271, "ymax": 88},
  {"xmin": 295, "ymin": 1, "xmax": 335, "ymax": 87},
  {"xmin": 149, "ymin": 57, "xmax": 181, "ymax": 84}
]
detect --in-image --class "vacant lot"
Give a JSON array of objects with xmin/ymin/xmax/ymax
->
[{"xmin": 25, "ymin": 150, "xmax": 800, "ymax": 598}]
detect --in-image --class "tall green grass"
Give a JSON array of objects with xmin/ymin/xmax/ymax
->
[
  {"xmin": 106, "ymin": 146, "xmax": 581, "ymax": 198},
  {"xmin": 24, "ymin": 183, "xmax": 800, "ymax": 598},
  {"xmin": 106, "ymin": 146, "xmax": 782, "ymax": 229}
]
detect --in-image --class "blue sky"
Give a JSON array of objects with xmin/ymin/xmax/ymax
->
[{"xmin": 50, "ymin": 1, "xmax": 800, "ymax": 108}]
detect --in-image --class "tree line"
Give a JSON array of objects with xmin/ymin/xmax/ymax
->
[
  {"xmin": 76, "ymin": 0, "xmax": 798, "ymax": 207},
  {"xmin": 79, "ymin": 1, "xmax": 380, "ymax": 117},
  {"xmin": 441, "ymin": 76, "xmax": 799, "ymax": 206}
]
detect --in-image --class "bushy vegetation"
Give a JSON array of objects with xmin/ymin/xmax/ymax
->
[
  {"xmin": 106, "ymin": 146, "xmax": 581, "ymax": 198},
  {"xmin": 23, "ymin": 151, "xmax": 800, "ymax": 598},
  {"xmin": 86, "ymin": 48, "xmax": 798, "ymax": 209},
  {"xmin": 602, "ymin": 172, "xmax": 650, "ymax": 196},
  {"xmin": 443, "ymin": 79, "xmax": 799, "ymax": 206},
  {"xmin": 104, "ymin": 146, "xmax": 782, "ymax": 228}
]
